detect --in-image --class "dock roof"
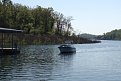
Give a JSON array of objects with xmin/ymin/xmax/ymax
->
[{"xmin": 0, "ymin": 27, "xmax": 23, "ymax": 33}]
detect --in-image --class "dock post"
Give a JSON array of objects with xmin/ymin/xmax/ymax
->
[{"xmin": 1, "ymin": 33, "xmax": 3, "ymax": 54}]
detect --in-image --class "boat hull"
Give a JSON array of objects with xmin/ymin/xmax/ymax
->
[{"xmin": 58, "ymin": 47, "xmax": 76, "ymax": 53}]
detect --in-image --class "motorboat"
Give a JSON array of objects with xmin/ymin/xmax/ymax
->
[{"xmin": 58, "ymin": 44, "xmax": 76, "ymax": 53}]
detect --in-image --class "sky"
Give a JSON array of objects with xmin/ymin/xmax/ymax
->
[{"xmin": 12, "ymin": 0, "xmax": 121, "ymax": 35}]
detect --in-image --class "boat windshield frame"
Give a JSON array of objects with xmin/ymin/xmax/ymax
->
[{"xmin": 60, "ymin": 44, "xmax": 72, "ymax": 47}]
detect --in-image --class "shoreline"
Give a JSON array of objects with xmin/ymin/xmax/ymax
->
[{"xmin": 21, "ymin": 34, "xmax": 101, "ymax": 45}]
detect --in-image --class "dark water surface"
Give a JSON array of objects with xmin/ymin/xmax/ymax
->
[{"xmin": 1, "ymin": 40, "xmax": 121, "ymax": 81}]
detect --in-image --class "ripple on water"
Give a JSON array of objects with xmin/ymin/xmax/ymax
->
[{"xmin": 1, "ymin": 41, "xmax": 121, "ymax": 81}]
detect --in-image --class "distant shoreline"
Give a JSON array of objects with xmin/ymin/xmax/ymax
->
[{"xmin": 21, "ymin": 34, "xmax": 101, "ymax": 45}]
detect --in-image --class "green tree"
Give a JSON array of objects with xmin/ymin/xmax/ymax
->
[{"xmin": 0, "ymin": 0, "xmax": 74, "ymax": 36}]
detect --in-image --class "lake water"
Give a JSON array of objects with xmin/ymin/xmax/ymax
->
[{"xmin": 0, "ymin": 40, "xmax": 121, "ymax": 81}]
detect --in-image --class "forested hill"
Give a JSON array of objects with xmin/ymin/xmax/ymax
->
[
  {"xmin": 0, "ymin": 0, "xmax": 100, "ymax": 44},
  {"xmin": 0, "ymin": 0, "xmax": 73, "ymax": 35},
  {"xmin": 79, "ymin": 33, "xmax": 98, "ymax": 40},
  {"xmin": 98, "ymin": 29, "xmax": 121, "ymax": 40}
]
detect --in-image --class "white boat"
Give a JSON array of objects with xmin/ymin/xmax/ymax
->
[{"xmin": 58, "ymin": 44, "xmax": 76, "ymax": 53}]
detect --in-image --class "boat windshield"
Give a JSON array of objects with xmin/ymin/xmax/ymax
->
[{"xmin": 60, "ymin": 44, "xmax": 71, "ymax": 47}]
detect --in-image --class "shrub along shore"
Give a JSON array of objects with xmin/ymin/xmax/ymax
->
[{"xmin": 21, "ymin": 34, "xmax": 101, "ymax": 45}]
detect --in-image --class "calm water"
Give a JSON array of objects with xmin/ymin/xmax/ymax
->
[{"xmin": 0, "ymin": 40, "xmax": 121, "ymax": 81}]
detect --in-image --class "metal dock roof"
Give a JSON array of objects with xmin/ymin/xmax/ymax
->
[{"xmin": 0, "ymin": 27, "xmax": 23, "ymax": 33}]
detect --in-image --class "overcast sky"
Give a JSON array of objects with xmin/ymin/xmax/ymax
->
[{"xmin": 12, "ymin": 0, "xmax": 121, "ymax": 35}]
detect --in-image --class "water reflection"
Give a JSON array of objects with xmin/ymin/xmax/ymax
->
[
  {"xmin": 0, "ymin": 45, "xmax": 76, "ymax": 81},
  {"xmin": 0, "ymin": 55, "xmax": 23, "ymax": 81},
  {"xmin": 21, "ymin": 45, "xmax": 56, "ymax": 64},
  {"xmin": 1, "ymin": 41, "xmax": 121, "ymax": 81},
  {"xmin": 59, "ymin": 52, "xmax": 76, "ymax": 62},
  {"xmin": 19, "ymin": 45, "xmax": 57, "ymax": 81},
  {"xmin": 0, "ymin": 45, "xmax": 57, "ymax": 81}
]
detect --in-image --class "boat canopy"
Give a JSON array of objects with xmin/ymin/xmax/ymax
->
[{"xmin": 0, "ymin": 27, "xmax": 23, "ymax": 33}]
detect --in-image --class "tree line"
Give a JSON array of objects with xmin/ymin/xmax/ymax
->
[
  {"xmin": 0, "ymin": 0, "xmax": 101, "ymax": 44},
  {"xmin": 0, "ymin": 0, "xmax": 74, "ymax": 36},
  {"xmin": 97, "ymin": 29, "xmax": 121, "ymax": 40}
]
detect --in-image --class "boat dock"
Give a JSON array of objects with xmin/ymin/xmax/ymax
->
[{"xmin": 0, "ymin": 27, "xmax": 23, "ymax": 55}]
